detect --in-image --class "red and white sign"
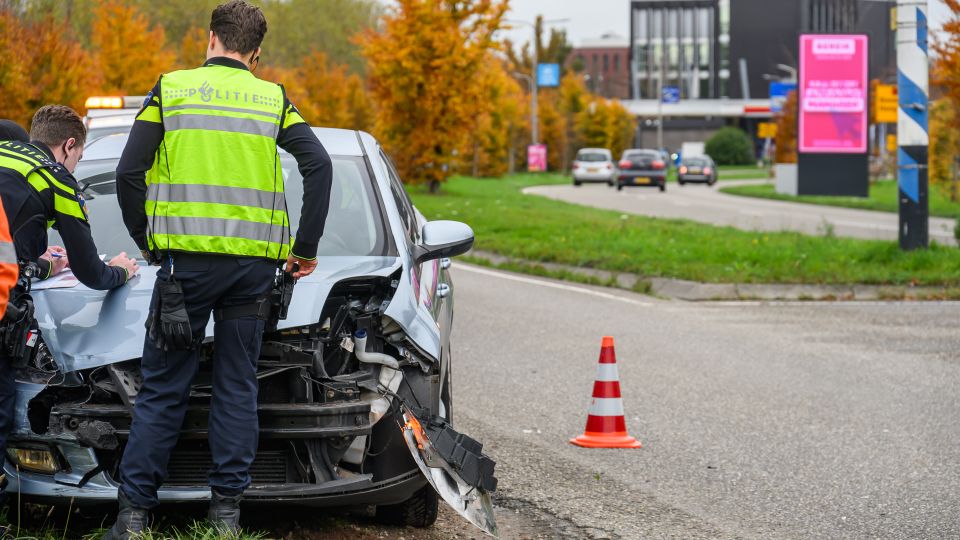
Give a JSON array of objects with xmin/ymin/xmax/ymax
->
[{"xmin": 799, "ymin": 34, "xmax": 868, "ymax": 154}]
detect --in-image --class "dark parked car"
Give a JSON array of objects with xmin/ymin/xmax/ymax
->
[
  {"xmin": 678, "ymin": 155, "xmax": 717, "ymax": 185},
  {"xmin": 616, "ymin": 149, "xmax": 667, "ymax": 192}
]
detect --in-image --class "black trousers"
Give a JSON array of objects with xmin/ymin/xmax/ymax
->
[
  {"xmin": 0, "ymin": 350, "xmax": 14, "ymax": 480},
  {"xmin": 119, "ymin": 254, "xmax": 276, "ymax": 509}
]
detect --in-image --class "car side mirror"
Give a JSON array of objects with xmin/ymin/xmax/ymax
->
[{"xmin": 413, "ymin": 220, "xmax": 474, "ymax": 265}]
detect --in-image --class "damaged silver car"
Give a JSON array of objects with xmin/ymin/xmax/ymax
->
[{"xmin": 5, "ymin": 129, "xmax": 498, "ymax": 536}]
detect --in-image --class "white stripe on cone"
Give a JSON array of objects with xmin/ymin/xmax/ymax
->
[
  {"xmin": 594, "ymin": 364, "xmax": 620, "ymax": 382},
  {"xmin": 588, "ymin": 397, "xmax": 625, "ymax": 417}
]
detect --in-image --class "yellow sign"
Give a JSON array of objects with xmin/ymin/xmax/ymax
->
[
  {"xmin": 874, "ymin": 84, "xmax": 898, "ymax": 124},
  {"xmin": 758, "ymin": 122, "xmax": 778, "ymax": 139},
  {"xmin": 886, "ymin": 134, "xmax": 897, "ymax": 153}
]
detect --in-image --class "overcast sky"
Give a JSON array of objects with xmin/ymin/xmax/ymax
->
[{"xmin": 496, "ymin": 0, "xmax": 952, "ymax": 48}]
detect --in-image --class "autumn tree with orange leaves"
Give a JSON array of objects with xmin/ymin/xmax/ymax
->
[
  {"xmin": 91, "ymin": 1, "xmax": 176, "ymax": 94},
  {"xmin": 360, "ymin": 0, "xmax": 509, "ymax": 191},
  {"xmin": 0, "ymin": 10, "xmax": 99, "ymax": 127},
  {"xmin": 931, "ymin": 0, "xmax": 960, "ymax": 201}
]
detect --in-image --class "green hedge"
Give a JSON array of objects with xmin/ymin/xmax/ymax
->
[{"xmin": 705, "ymin": 127, "xmax": 754, "ymax": 165}]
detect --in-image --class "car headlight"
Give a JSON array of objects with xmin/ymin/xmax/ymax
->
[{"xmin": 6, "ymin": 445, "xmax": 60, "ymax": 474}]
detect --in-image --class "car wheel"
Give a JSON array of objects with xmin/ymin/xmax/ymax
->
[
  {"xmin": 573, "ymin": 180, "xmax": 582, "ymax": 187},
  {"xmin": 608, "ymin": 180, "xmax": 615, "ymax": 187},
  {"xmin": 616, "ymin": 182, "xmax": 624, "ymax": 191},
  {"xmin": 678, "ymin": 179, "xmax": 685, "ymax": 186},
  {"xmin": 376, "ymin": 485, "xmax": 440, "ymax": 528},
  {"xmin": 659, "ymin": 182, "xmax": 666, "ymax": 192}
]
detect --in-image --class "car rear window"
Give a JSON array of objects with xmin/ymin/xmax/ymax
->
[
  {"xmin": 683, "ymin": 158, "xmax": 708, "ymax": 166},
  {"xmin": 624, "ymin": 151, "xmax": 658, "ymax": 160},
  {"xmin": 576, "ymin": 152, "xmax": 608, "ymax": 162}
]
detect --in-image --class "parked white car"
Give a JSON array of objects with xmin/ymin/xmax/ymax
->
[{"xmin": 572, "ymin": 148, "xmax": 615, "ymax": 186}]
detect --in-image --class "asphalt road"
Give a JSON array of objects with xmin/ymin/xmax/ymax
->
[
  {"xmin": 444, "ymin": 263, "xmax": 960, "ymax": 539},
  {"xmin": 524, "ymin": 182, "xmax": 958, "ymax": 245}
]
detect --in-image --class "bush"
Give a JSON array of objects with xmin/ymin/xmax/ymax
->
[{"xmin": 705, "ymin": 127, "xmax": 755, "ymax": 165}]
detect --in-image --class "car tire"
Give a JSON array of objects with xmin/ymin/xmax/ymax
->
[
  {"xmin": 573, "ymin": 180, "xmax": 582, "ymax": 187},
  {"xmin": 375, "ymin": 485, "xmax": 440, "ymax": 528},
  {"xmin": 608, "ymin": 180, "xmax": 615, "ymax": 187},
  {"xmin": 678, "ymin": 179, "xmax": 685, "ymax": 186},
  {"xmin": 659, "ymin": 182, "xmax": 666, "ymax": 192},
  {"xmin": 616, "ymin": 182, "xmax": 623, "ymax": 191}
]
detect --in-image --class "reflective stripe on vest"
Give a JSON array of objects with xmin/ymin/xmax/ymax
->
[
  {"xmin": 0, "ymin": 240, "xmax": 16, "ymax": 264},
  {"xmin": 147, "ymin": 65, "xmax": 289, "ymax": 259},
  {"xmin": 0, "ymin": 142, "xmax": 85, "ymax": 223}
]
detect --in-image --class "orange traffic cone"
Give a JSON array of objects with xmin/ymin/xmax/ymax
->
[{"xmin": 570, "ymin": 336, "xmax": 642, "ymax": 448}]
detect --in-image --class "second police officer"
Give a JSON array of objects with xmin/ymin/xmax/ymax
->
[{"xmin": 105, "ymin": 1, "xmax": 333, "ymax": 537}]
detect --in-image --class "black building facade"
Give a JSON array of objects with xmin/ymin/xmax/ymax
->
[
  {"xmin": 728, "ymin": 0, "xmax": 896, "ymax": 99},
  {"xmin": 629, "ymin": 0, "xmax": 896, "ymax": 100}
]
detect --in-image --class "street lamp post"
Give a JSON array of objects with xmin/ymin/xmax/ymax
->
[{"xmin": 505, "ymin": 18, "xmax": 568, "ymax": 147}]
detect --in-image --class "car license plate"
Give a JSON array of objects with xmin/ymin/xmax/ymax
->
[
  {"xmin": 587, "ymin": 167, "xmax": 599, "ymax": 173},
  {"xmin": 636, "ymin": 177, "xmax": 651, "ymax": 184},
  {"xmin": 688, "ymin": 168, "xmax": 701, "ymax": 174}
]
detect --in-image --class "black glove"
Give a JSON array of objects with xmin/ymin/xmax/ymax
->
[
  {"xmin": 140, "ymin": 249, "xmax": 162, "ymax": 266},
  {"xmin": 148, "ymin": 277, "xmax": 193, "ymax": 351}
]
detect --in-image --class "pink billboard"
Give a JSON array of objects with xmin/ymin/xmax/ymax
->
[
  {"xmin": 798, "ymin": 34, "xmax": 868, "ymax": 154},
  {"xmin": 527, "ymin": 144, "xmax": 547, "ymax": 172}
]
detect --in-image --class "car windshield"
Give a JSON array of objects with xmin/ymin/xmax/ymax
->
[
  {"xmin": 60, "ymin": 152, "xmax": 389, "ymax": 259},
  {"xmin": 86, "ymin": 126, "xmax": 133, "ymax": 143},
  {"xmin": 576, "ymin": 152, "xmax": 608, "ymax": 162}
]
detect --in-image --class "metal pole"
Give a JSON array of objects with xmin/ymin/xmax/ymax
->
[
  {"xmin": 532, "ymin": 26, "xmax": 539, "ymax": 146},
  {"xmin": 657, "ymin": 41, "xmax": 664, "ymax": 151},
  {"xmin": 897, "ymin": 0, "xmax": 929, "ymax": 250}
]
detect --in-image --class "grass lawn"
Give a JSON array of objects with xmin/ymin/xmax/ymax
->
[
  {"xmin": 721, "ymin": 180, "xmax": 960, "ymax": 220},
  {"xmin": 409, "ymin": 173, "xmax": 960, "ymax": 286}
]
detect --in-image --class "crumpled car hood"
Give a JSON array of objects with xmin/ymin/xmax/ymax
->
[{"xmin": 33, "ymin": 256, "xmax": 402, "ymax": 373}]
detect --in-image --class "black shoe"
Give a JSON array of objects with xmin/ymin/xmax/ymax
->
[
  {"xmin": 102, "ymin": 490, "xmax": 149, "ymax": 540},
  {"xmin": 208, "ymin": 489, "xmax": 242, "ymax": 533}
]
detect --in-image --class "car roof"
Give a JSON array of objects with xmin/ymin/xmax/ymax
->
[
  {"xmin": 577, "ymin": 148, "xmax": 610, "ymax": 153},
  {"xmin": 82, "ymin": 127, "xmax": 367, "ymax": 161},
  {"xmin": 313, "ymin": 127, "xmax": 365, "ymax": 156}
]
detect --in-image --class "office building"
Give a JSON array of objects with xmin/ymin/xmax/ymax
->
[{"xmin": 569, "ymin": 33, "xmax": 631, "ymax": 99}]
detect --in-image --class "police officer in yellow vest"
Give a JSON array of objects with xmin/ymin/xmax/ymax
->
[{"xmin": 106, "ymin": 2, "xmax": 333, "ymax": 537}]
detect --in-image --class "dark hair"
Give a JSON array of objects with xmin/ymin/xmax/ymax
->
[
  {"xmin": 210, "ymin": 0, "xmax": 267, "ymax": 55},
  {"xmin": 30, "ymin": 105, "xmax": 86, "ymax": 148},
  {"xmin": 0, "ymin": 119, "xmax": 29, "ymax": 142}
]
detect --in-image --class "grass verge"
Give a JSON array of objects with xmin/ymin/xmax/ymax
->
[
  {"xmin": 409, "ymin": 173, "xmax": 960, "ymax": 286},
  {"xmin": 721, "ymin": 180, "xmax": 960, "ymax": 220}
]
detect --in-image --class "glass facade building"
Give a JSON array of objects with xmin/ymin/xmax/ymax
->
[{"xmin": 629, "ymin": 0, "xmax": 730, "ymax": 100}]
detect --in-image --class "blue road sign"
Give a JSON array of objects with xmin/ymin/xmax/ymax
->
[
  {"xmin": 769, "ymin": 81, "xmax": 797, "ymax": 113},
  {"xmin": 537, "ymin": 63, "xmax": 560, "ymax": 87},
  {"xmin": 661, "ymin": 86, "xmax": 680, "ymax": 104}
]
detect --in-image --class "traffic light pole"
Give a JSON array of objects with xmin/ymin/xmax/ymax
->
[{"xmin": 897, "ymin": 0, "xmax": 929, "ymax": 250}]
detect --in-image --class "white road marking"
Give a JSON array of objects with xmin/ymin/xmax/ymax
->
[{"xmin": 456, "ymin": 264, "xmax": 654, "ymax": 307}]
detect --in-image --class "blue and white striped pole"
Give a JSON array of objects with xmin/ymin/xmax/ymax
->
[{"xmin": 897, "ymin": 0, "xmax": 929, "ymax": 250}]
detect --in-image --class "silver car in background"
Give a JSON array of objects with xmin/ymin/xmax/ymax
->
[
  {"xmin": 5, "ymin": 129, "xmax": 498, "ymax": 535},
  {"xmin": 572, "ymin": 148, "xmax": 615, "ymax": 186}
]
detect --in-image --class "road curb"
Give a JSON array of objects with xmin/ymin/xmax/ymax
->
[{"xmin": 464, "ymin": 250, "xmax": 958, "ymax": 301}]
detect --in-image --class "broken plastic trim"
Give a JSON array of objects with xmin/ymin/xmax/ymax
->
[{"xmin": 401, "ymin": 405, "xmax": 498, "ymax": 538}]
